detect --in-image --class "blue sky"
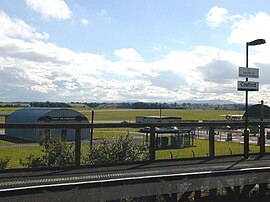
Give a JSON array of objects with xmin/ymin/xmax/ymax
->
[{"xmin": 1, "ymin": 0, "xmax": 270, "ymax": 103}]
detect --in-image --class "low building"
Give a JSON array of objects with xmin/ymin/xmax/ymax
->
[
  {"xmin": 243, "ymin": 104, "xmax": 270, "ymax": 121},
  {"xmin": 225, "ymin": 114, "xmax": 243, "ymax": 121},
  {"xmin": 5, "ymin": 107, "xmax": 90, "ymax": 141},
  {"xmin": 136, "ymin": 116, "xmax": 182, "ymax": 124}
]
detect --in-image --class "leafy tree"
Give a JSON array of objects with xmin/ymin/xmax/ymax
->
[
  {"xmin": 20, "ymin": 131, "xmax": 75, "ymax": 168},
  {"xmin": 84, "ymin": 135, "xmax": 149, "ymax": 165}
]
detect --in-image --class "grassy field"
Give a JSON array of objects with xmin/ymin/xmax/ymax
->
[
  {"xmin": 0, "ymin": 107, "xmax": 244, "ymax": 123},
  {"xmin": 0, "ymin": 146, "xmax": 43, "ymax": 168},
  {"xmin": 0, "ymin": 140, "xmax": 14, "ymax": 146},
  {"xmin": 81, "ymin": 109, "xmax": 244, "ymax": 122},
  {"xmin": 90, "ymin": 128, "xmax": 139, "ymax": 139},
  {"xmin": 0, "ymin": 107, "xmax": 263, "ymax": 169},
  {"xmin": 155, "ymin": 139, "xmax": 267, "ymax": 159},
  {"xmin": 2, "ymin": 138, "xmax": 268, "ymax": 168}
]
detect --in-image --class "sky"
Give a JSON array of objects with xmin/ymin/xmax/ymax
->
[{"xmin": 1, "ymin": 0, "xmax": 270, "ymax": 104}]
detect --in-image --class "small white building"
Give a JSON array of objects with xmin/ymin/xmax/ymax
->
[
  {"xmin": 136, "ymin": 116, "xmax": 182, "ymax": 124},
  {"xmin": 6, "ymin": 107, "xmax": 90, "ymax": 142},
  {"xmin": 225, "ymin": 114, "xmax": 243, "ymax": 121}
]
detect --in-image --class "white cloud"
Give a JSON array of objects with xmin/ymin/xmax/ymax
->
[
  {"xmin": 206, "ymin": 6, "xmax": 228, "ymax": 28},
  {"xmin": 147, "ymin": 70, "xmax": 187, "ymax": 90},
  {"xmin": 96, "ymin": 9, "xmax": 111, "ymax": 20},
  {"xmin": 80, "ymin": 19, "xmax": 89, "ymax": 25},
  {"xmin": 31, "ymin": 83, "xmax": 56, "ymax": 93},
  {"xmin": 115, "ymin": 48, "xmax": 143, "ymax": 62},
  {"xmin": 1, "ymin": 10, "xmax": 270, "ymax": 103},
  {"xmin": 0, "ymin": 10, "xmax": 48, "ymax": 39},
  {"xmin": 228, "ymin": 12, "xmax": 270, "ymax": 45},
  {"xmin": 1, "ymin": 34, "xmax": 269, "ymax": 102},
  {"xmin": 97, "ymin": 9, "xmax": 108, "ymax": 17},
  {"xmin": 25, "ymin": 0, "xmax": 72, "ymax": 20}
]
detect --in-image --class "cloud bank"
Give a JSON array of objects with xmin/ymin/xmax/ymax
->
[{"xmin": 0, "ymin": 6, "xmax": 270, "ymax": 104}]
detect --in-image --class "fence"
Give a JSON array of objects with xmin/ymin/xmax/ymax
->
[{"xmin": 0, "ymin": 120, "xmax": 269, "ymax": 170}]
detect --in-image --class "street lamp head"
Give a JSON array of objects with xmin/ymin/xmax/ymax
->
[{"xmin": 247, "ymin": 39, "xmax": 266, "ymax": 46}]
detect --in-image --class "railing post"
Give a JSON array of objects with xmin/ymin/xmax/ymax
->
[
  {"xmin": 75, "ymin": 128, "xmax": 81, "ymax": 167},
  {"xmin": 260, "ymin": 124, "xmax": 265, "ymax": 155},
  {"xmin": 149, "ymin": 126, "xmax": 156, "ymax": 161},
  {"xmin": 90, "ymin": 110, "xmax": 94, "ymax": 146},
  {"xmin": 209, "ymin": 126, "xmax": 215, "ymax": 158}
]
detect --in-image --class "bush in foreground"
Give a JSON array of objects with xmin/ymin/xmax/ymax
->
[
  {"xmin": 0, "ymin": 156, "xmax": 10, "ymax": 169},
  {"xmin": 84, "ymin": 135, "xmax": 149, "ymax": 165},
  {"xmin": 20, "ymin": 132, "xmax": 149, "ymax": 168},
  {"xmin": 20, "ymin": 131, "xmax": 75, "ymax": 168}
]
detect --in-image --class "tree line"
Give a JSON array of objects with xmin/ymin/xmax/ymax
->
[{"xmin": 0, "ymin": 101, "xmax": 245, "ymax": 110}]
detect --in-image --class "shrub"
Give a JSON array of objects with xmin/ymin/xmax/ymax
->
[
  {"xmin": 84, "ymin": 135, "xmax": 149, "ymax": 165},
  {"xmin": 0, "ymin": 156, "xmax": 10, "ymax": 169},
  {"xmin": 20, "ymin": 131, "xmax": 75, "ymax": 168},
  {"xmin": 20, "ymin": 154, "xmax": 46, "ymax": 168}
]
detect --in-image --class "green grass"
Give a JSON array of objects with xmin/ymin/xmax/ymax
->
[
  {"xmin": 0, "ymin": 146, "xmax": 43, "ymax": 168},
  {"xmin": 0, "ymin": 107, "xmax": 244, "ymax": 122},
  {"xmin": 87, "ymin": 109, "xmax": 244, "ymax": 122},
  {"xmin": 156, "ymin": 139, "xmax": 208, "ymax": 159},
  {"xmin": 0, "ymin": 107, "xmax": 257, "ymax": 169},
  {"xmin": 0, "ymin": 138, "xmax": 269, "ymax": 168},
  {"xmin": 156, "ymin": 138, "xmax": 267, "ymax": 160},
  {"xmin": 0, "ymin": 107, "xmax": 20, "ymax": 114},
  {"xmin": 0, "ymin": 140, "xmax": 14, "ymax": 146},
  {"xmin": 92, "ymin": 129, "xmax": 139, "ymax": 139}
]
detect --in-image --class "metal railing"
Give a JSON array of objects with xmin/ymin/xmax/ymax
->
[{"xmin": 0, "ymin": 120, "xmax": 269, "ymax": 170}]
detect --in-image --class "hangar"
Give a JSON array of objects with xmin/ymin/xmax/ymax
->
[
  {"xmin": 5, "ymin": 107, "xmax": 90, "ymax": 142},
  {"xmin": 243, "ymin": 104, "xmax": 270, "ymax": 121}
]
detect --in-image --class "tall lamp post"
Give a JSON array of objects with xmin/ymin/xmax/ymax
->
[{"xmin": 244, "ymin": 39, "xmax": 266, "ymax": 159}]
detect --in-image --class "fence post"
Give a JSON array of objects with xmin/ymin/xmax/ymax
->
[
  {"xmin": 209, "ymin": 126, "xmax": 215, "ymax": 158},
  {"xmin": 90, "ymin": 110, "xmax": 94, "ymax": 146},
  {"xmin": 150, "ymin": 126, "xmax": 156, "ymax": 161},
  {"xmin": 75, "ymin": 128, "xmax": 81, "ymax": 167},
  {"xmin": 260, "ymin": 124, "xmax": 265, "ymax": 155}
]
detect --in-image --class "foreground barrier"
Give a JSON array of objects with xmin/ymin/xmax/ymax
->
[{"xmin": 0, "ymin": 120, "xmax": 269, "ymax": 170}]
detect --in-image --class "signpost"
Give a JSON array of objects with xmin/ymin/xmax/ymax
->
[
  {"xmin": 238, "ymin": 66, "xmax": 260, "ymax": 159},
  {"xmin": 239, "ymin": 67, "xmax": 259, "ymax": 78},
  {"xmin": 237, "ymin": 81, "xmax": 259, "ymax": 91},
  {"xmin": 241, "ymin": 38, "xmax": 265, "ymax": 159},
  {"xmin": 238, "ymin": 67, "xmax": 259, "ymax": 91}
]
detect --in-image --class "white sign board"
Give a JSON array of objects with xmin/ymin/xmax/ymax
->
[
  {"xmin": 239, "ymin": 67, "xmax": 259, "ymax": 78},
  {"xmin": 237, "ymin": 81, "xmax": 259, "ymax": 91}
]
